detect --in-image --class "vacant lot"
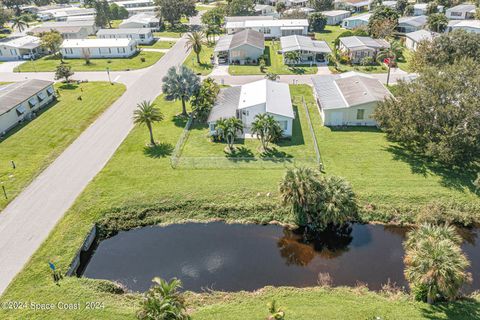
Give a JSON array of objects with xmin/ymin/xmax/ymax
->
[
  {"xmin": 15, "ymin": 51, "xmax": 164, "ymax": 72},
  {"xmin": 229, "ymin": 41, "xmax": 318, "ymax": 75},
  {"xmin": 0, "ymin": 82, "xmax": 126, "ymax": 211}
]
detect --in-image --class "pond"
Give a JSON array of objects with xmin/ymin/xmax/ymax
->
[{"xmin": 79, "ymin": 222, "xmax": 480, "ymax": 293}]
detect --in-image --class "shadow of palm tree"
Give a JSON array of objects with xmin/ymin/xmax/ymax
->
[
  {"xmin": 58, "ymin": 83, "xmax": 78, "ymax": 90},
  {"xmin": 225, "ymin": 146, "xmax": 256, "ymax": 162},
  {"xmin": 143, "ymin": 142, "xmax": 174, "ymax": 158},
  {"xmin": 260, "ymin": 147, "xmax": 293, "ymax": 162},
  {"xmin": 385, "ymin": 145, "xmax": 479, "ymax": 192},
  {"xmin": 420, "ymin": 298, "xmax": 480, "ymax": 319},
  {"xmin": 172, "ymin": 114, "xmax": 189, "ymax": 128}
]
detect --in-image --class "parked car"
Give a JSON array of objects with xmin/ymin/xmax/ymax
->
[{"xmin": 0, "ymin": 28, "xmax": 11, "ymax": 34}]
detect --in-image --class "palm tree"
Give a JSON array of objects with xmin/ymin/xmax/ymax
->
[
  {"xmin": 279, "ymin": 167, "xmax": 321, "ymax": 227},
  {"xmin": 137, "ymin": 277, "xmax": 190, "ymax": 320},
  {"xmin": 377, "ymin": 41, "xmax": 403, "ymax": 86},
  {"xmin": 162, "ymin": 66, "xmax": 200, "ymax": 116},
  {"xmin": 214, "ymin": 117, "xmax": 243, "ymax": 150},
  {"xmin": 284, "ymin": 51, "xmax": 301, "ymax": 65},
  {"xmin": 133, "ymin": 101, "xmax": 164, "ymax": 146},
  {"xmin": 265, "ymin": 72, "xmax": 280, "ymax": 81},
  {"xmin": 404, "ymin": 224, "xmax": 471, "ymax": 304},
  {"xmin": 250, "ymin": 113, "xmax": 282, "ymax": 151},
  {"xmin": 11, "ymin": 17, "xmax": 29, "ymax": 33},
  {"xmin": 185, "ymin": 31, "xmax": 205, "ymax": 64}
]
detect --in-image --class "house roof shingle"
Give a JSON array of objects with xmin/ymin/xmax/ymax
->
[
  {"xmin": 0, "ymin": 80, "xmax": 54, "ymax": 116},
  {"xmin": 280, "ymin": 35, "xmax": 331, "ymax": 54}
]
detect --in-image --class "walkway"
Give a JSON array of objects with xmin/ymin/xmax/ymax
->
[{"xmin": 0, "ymin": 36, "xmax": 191, "ymax": 296}]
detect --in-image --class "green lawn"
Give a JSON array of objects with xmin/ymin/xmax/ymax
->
[
  {"xmin": 1, "ymin": 85, "xmax": 479, "ymax": 319},
  {"xmin": 195, "ymin": 4, "xmax": 215, "ymax": 10},
  {"xmin": 14, "ymin": 51, "xmax": 164, "ymax": 72},
  {"xmin": 0, "ymin": 82, "xmax": 126, "ymax": 211},
  {"xmin": 228, "ymin": 41, "xmax": 318, "ymax": 75},
  {"xmin": 139, "ymin": 40, "xmax": 176, "ymax": 49},
  {"xmin": 315, "ymin": 25, "xmax": 345, "ymax": 49},
  {"xmin": 109, "ymin": 19, "xmax": 122, "ymax": 29},
  {"xmin": 184, "ymin": 43, "xmax": 215, "ymax": 75},
  {"xmin": 397, "ymin": 47, "xmax": 414, "ymax": 73},
  {"xmin": 154, "ymin": 31, "xmax": 183, "ymax": 38}
]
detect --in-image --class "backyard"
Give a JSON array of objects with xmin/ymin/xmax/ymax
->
[
  {"xmin": 314, "ymin": 25, "xmax": 345, "ymax": 49},
  {"xmin": 0, "ymin": 84, "xmax": 479, "ymax": 319},
  {"xmin": 14, "ymin": 51, "xmax": 164, "ymax": 72},
  {"xmin": 228, "ymin": 41, "xmax": 318, "ymax": 75},
  {"xmin": 0, "ymin": 82, "xmax": 126, "ymax": 211}
]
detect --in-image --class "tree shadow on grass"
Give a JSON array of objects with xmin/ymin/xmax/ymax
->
[
  {"xmin": 143, "ymin": 142, "xmax": 174, "ymax": 158},
  {"xmin": 276, "ymin": 106, "xmax": 304, "ymax": 147},
  {"xmin": 172, "ymin": 114, "xmax": 190, "ymax": 128},
  {"xmin": 58, "ymin": 83, "xmax": 79, "ymax": 90},
  {"xmin": 385, "ymin": 144, "xmax": 479, "ymax": 193},
  {"xmin": 260, "ymin": 147, "xmax": 293, "ymax": 163},
  {"xmin": 420, "ymin": 298, "xmax": 480, "ymax": 320},
  {"xmin": 288, "ymin": 65, "xmax": 312, "ymax": 74},
  {"xmin": 225, "ymin": 146, "xmax": 256, "ymax": 162}
]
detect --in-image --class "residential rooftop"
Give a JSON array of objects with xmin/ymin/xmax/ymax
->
[
  {"xmin": 280, "ymin": 35, "xmax": 331, "ymax": 54},
  {"xmin": 446, "ymin": 3, "xmax": 476, "ymax": 13},
  {"xmin": 405, "ymin": 29, "xmax": 437, "ymax": 42},
  {"xmin": 398, "ymin": 15, "xmax": 427, "ymax": 27},
  {"xmin": 339, "ymin": 36, "xmax": 390, "ymax": 50},
  {"xmin": 0, "ymin": 36, "xmax": 41, "ymax": 49},
  {"xmin": 0, "ymin": 80, "xmax": 54, "ymax": 116},
  {"xmin": 320, "ymin": 10, "xmax": 351, "ymax": 16},
  {"xmin": 97, "ymin": 28, "xmax": 152, "ymax": 36},
  {"xmin": 226, "ymin": 19, "xmax": 309, "ymax": 29},
  {"xmin": 60, "ymin": 38, "xmax": 135, "ymax": 48}
]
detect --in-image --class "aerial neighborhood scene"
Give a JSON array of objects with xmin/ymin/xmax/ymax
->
[{"xmin": 0, "ymin": 0, "xmax": 480, "ymax": 317}]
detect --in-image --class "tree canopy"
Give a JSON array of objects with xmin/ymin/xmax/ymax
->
[
  {"xmin": 162, "ymin": 66, "xmax": 200, "ymax": 116},
  {"xmin": 309, "ymin": 0, "xmax": 333, "ymax": 11},
  {"xmin": 226, "ymin": 0, "xmax": 255, "ymax": 16},
  {"xmin": 427, "ymin": 13, "xmax": 448, "ymax": 32},
  {"xmin": 368, "ymin": 6, "xmax": 399, "ymax": 38},
  {"xmin": 155, "ymin": 0, "xmax": 197, "ymax": 26},
  {"xmin": 308, "ymin": 12, "xmax": 327, "ymax": 32},
  {"xmin": 374, "ymin": 59, "xmax": 480, "ymax": 166}
]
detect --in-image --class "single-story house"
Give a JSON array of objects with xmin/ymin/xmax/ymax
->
[
  {"xmin": 341, "ymin": 13, "xmax": 372, "ymax": 29},
  {"xmin": 382, "ymin": 1, "xmax": 398, "ymax": 9},
  {"xmin": 225, "ymin": 16, "xmax": 274, "ymax": 23},
  {"xmin": 312, "ymin": 72, "xmax": 392, "ymax": 126},
  {"xmin": 66, "ymin": 15, "xmax": 95, "ymax": 22},
  {"xmin": 214, "ymin": 29, "xmax": 265, "ymax": 65},
  {"xmin": 43, "ymin": 7, "xmax": 96, "ymax": 21},
  {"xmin": 226, "ymin": 19, "xmax": 309, "ymax": 38},
  {"xmin": 0, "ymin": 36, "xmax": 44, "ymax": 61},
  {"xmin": 447, "ymin": 20, "xmax": 480, "ymax": 33},
  {"xmin": 207, "ymin": 79, "xmax": 295, "ymax": 137},
  {"xmin": 396, "ymin": 15, "xmax": 427, "ymax": 33},
  {"xmin": 283, "ymin": 7, "xmax": 315, "ymax": 15},
  {"xmin": 405, "ymin": 29, "xmax": 437, "ymax": 51},
  {"xmin": 280, "ymin": 35, "xmax": 331, "ymax": 64},
  {"xmin": 0, "ymin": 80, "xmax": 56, "ymax": 134},
  {"xmin": 31, "ymin": 20, "xmax": 98, "ymax": 39},
  {"xmin": 338, "ymin": 36, "xmax": 390, "ymax": 64},
  {"xmin": 124, "ymin": 6, "xmax": 156, "ymax": 16},
  {"xmin": 445, "ymin": 4, "xmax": 476, "ymax": 20},
  {"xmin": 334, "ymin": 0, "xmax": 372, "ymax": 12},
  {"xmin": 284, "ymin": 0, "xmax": 310, "ymax": 7},
  {"xmin": 119, "ymin": 13, "xmax": 160, "ymax": 30},
  {"xmin": 321, "ymin": 10, "xmax": 351, "ymax": 25},
  {"xmin": 114, "ymin": 0, "xmax": 154, "ymax": 9},
  {"xmin": 60, "ymin": 38, "xmax": 138, "ymax": 58},
  {"xmin": 413, "ymin": 3, "xmax": 444, "ymax": 16},
  {"xmin": 254, "ymin": 4, "xmax": 277, "ymax": 16},
  {"xmin": 97, "ymin": 28, "xmax": 154, "ymax": 44}
]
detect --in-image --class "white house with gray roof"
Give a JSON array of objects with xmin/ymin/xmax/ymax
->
[
  {"xmin": 413, "ymin": 3, "xmax": 444, "ymax": 16},
  {"xmin": 97, "ymin": 28, "xmax": 154, "ymax": 44},
  {"xmin": 321, "ymin": 10, "xmax": 351, "ymax": 25},
  {"xmin": 338, "ymin": 36, "xmax": 390, "ymax": 64},
  {"xmin": 446, "ymin": 4, "xmax": 476, "ymax": 20},
  {"xmin": 214, "ymin": 29, "xmax": 265, "ymax": 64},
  {"xmin": 0, "ymin": 36, "xmax": 44, "ymax": 61},
  {"xmin": 312, "ymin": 72, "xmax": 391, "ymax": 126},
  {"xmin": 280, "ymin": 35, "xmax": 331, "ymax": 65},
  {"xmin": 396, "ymin": 15, "xmax": 427, "ymax": 33},
  {"xmin": 31, "ymin": 20, "xmax": 98, "ymax": 39},
  {"xmin": 119, "ymin": 13, "xmax": 160, "ymax": 30},
  {"xmin": 225, "ymin": 19, "xmax": 309, "ymax": 38},
  {"xmin": 0, "ymin": 80, "xmax": 55, "ymax": 134},
  {"xmin": 405, "ymin": 30, "xmax": 437, "ymax": 51},
  {"xmin": 60, "ymin": 38, "xmax": 138, "ymax": 58},
  {"xmin": 207, "ymin": 79, "xmax": 295, "ymax": 137},
  {"xmin": 447, "ymin": 20, "xmax": 480, "ymax": 33},
  {"xmin": 341, "ymin": 13, "xmax": 371, "ymax": 29}
]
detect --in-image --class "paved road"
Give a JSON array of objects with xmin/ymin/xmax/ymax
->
[{"xmin": 0, "ymin": 36, "xmax": 191, "ymax": 296}]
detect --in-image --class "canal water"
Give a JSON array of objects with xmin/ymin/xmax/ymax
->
[{"xmin": 80, "ymin": 222, "xmax": 480, "ymax": 293}]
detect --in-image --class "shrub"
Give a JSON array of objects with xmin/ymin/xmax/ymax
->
[{"xmin": 140, "ymin": 57, "xmax": 146, "ymax": 62}]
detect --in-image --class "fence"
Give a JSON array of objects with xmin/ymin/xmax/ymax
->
[{"xmin": 170, "ymin": 95, "xmax": 323, "ymax": 170}]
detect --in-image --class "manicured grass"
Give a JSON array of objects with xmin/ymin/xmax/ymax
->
[
  {"xmin": 195, "ymin": 4, "xmax": 215, "ymax": 10},
  {"xmin": 397, "ymin": 47, "xmax": 414, "ymax": 73},
  {"xmin": 183, "ymin": 43, "xmax": 215, "ymax": 75},
  {"xmin": 14, "ymin": 51, "xmax": 164, "ymax": 72},
  {"xmin": 181, "ymin": 87, "xmax": 318, "ymax": 163},
  {"xmin": 329, "ymin": 62, "xmax": 388, "ymax": 74},
  {"xmin": 315, "ymin": 25, "xmax": 345, "ymax": 49},
  {"xmin": 0, "ymin": 82, "xmax": 126, "ymax": 211},
  {"xmin": 109, "ymin": 19, "xmax": 122, "ymax": 29},
  {"xmin": 139, "ymin": 40, "xmax": 176, "ymax": 49},
  {"xmin": 228, "ymin": 41, "xmax": 318, "ymax": 75},
  {"xmin": 154, "ymin": 31, "xmax": 183, "ymax": 38},
  {"xmin": 1, "ymin": 85, "xmax": 479, "ymax": 319}
]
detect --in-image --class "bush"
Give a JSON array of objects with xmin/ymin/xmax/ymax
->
[
  {"xmin": 140, "ymin": 57, "xmax": 146, "ymax": 62},
  {"xmin": 360, "ymin": 56, "xmax": 374, "ymax": 66}
]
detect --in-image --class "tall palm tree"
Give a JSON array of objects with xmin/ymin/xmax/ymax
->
[
  {"xmin": 279, "ymin": 167, "xmax": 321, "ymax": 227},
  {"xmin": 377, "ymin": 40, "xmax": 403, "ymax": 86},
  {"xmin": 11, "ymin": 17, "xmax": 29, "ymax": 33},
  {"xmin": 133, "ymin": 100, "xmax": 164, "ymax": 146},
  {"xmin": 404, "ymin": 224, "xmax": 471, "ymax": 304},
  {"xmin": 251, "ymin": 113, "xmax": 282, "ymax": 151},
  {"xmin": 185, "ymin": 31, "xmax": 205, "ymax": 64},
  {"xmin": 137, "ymin": 277, "xmax": 190, "ymax": 320},
  {"xmin": 215, "ymin": 117, "xmax": 243, "ymax": 150},
  {"xmin": 162, "ymin": 66, "xmax": 200, "ymax": 116}
]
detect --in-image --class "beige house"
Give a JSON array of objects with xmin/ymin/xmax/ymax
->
[
  {"xmin": 312, "ymin": 72, "xmax": 391, "ymax": 126},
  {"xmin": 338, "ymin": 36, "xmax": 390, "ymax": 64},
  {"xmin": 31, "ymin": 21, "xmax": 98, "ymax": 39},
  {"xmin": 214, "ymin": 29, "xmax": 265, "ymax": 65},
  {"xmin": 0, "ymin": 36, "xmax": 44, "ymax": 61},
  {"xmin": 0, "ymin": 80, "xmax": 56, "ymax": 134}
]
